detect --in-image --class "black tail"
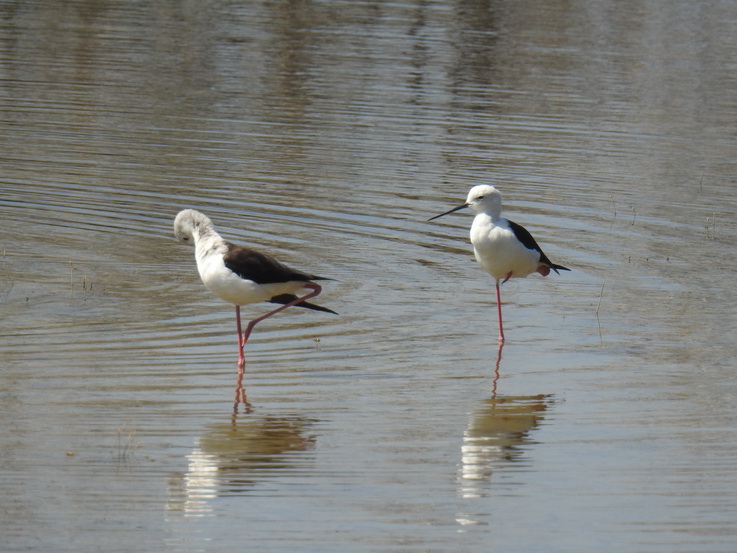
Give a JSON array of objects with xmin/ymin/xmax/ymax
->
[
  {"xmin": 269, "ymin": 293, "xmax": 338, "ymax": 315},
  {"xmin": 550, "ymin": 263, "xmax": 571, "ymax": 274}
]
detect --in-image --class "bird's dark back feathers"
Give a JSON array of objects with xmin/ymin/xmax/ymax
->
[
  {"xmin": 507, "ymin": 220, "xmax": 570, "ymax": 273},
  {"xmin": 223, "ymin": 242, "xmax": 330, "ymax": 284}
]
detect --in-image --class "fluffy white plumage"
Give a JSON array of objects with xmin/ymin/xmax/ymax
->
[
  {"xmin": 429, "ymin": 185, "xmax": 569, "ymax": 342},
  {"xmin": 173, "ymin": 209, "xmax": 316, "ymax": 306},
  {"xmin": 466, "ymin": 186, "xmax": 543, "ymax": 281}
]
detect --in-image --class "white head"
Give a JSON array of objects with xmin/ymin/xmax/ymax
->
[
  {"xmin": 173, "ymin": 209, "xmax": 214, "ymax": 246},
  {"xmin": 428, "ymin": 185, "xmax": 503, "ymax": 222},
  {"xmin": 465, "ymin": 185, "xmax": 502, "ymax": 217}
]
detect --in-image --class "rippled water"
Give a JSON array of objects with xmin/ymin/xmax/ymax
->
[{"xmin": 2, "ymin": 1, "xmax": 737, "ymax": 551}]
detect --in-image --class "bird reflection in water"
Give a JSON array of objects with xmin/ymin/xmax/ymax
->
[
  {"xmin": 232, "ymin": 369, "xmax": 251, "ymax": 416},
  {"xmin": 457, "ymin": 393, "xmax": 551, "ymax": 502},
  {"xmin": 166, "ymin": 414, "xmax": 316, "ymax": 518},
  {"xmin": 491, "ymin": 342, "xmax": 503, "ymax": 398}
]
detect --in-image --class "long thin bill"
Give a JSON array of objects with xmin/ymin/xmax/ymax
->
[{"xmin": 428, "ymin": 203, "xmax": 468, "ymax": 221}]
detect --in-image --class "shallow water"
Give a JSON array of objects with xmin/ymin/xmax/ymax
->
[{"xmin": 2, "ymin": 1, "xmax": 737, "ymax": 551}]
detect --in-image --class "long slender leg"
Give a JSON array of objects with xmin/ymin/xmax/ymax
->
[
  {"xmin": 235, "ymin": 305, "xmax": 246, "ymax": 369},
  {"xmin": 495, "ymin": 279, "xmax": 505, "ymax": 343},
  {"xmin": 242, "ymin": 282, "xmax": 323, "ymax": 345},
  {"xmin": 236, "ymin": 305, "xmax": 243, "ymax": 348}
]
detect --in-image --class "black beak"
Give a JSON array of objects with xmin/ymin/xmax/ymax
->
[{"xmin": 428, "ymin": 203, "xmax": 468, "ymax": 222}]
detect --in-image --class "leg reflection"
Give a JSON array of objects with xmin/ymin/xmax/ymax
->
[
  {"xmin": 232, "ymin": 368, "xmax": 252, "ymax": 417},
  {"xmin": 491, "ymin": 341, "xmax": 503, "ymax": 398}
]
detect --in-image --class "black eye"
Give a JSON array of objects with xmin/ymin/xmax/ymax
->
[{"xmin": 477, "ymin": 195, "xmax": 484, "ymax": 200}]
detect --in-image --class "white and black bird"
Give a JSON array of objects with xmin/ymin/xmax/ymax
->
[
  {"xmin": 429, "ymin": 185, "xmax": 569, "ymax": 342},
  {"xmin": 174, "ymin": 209, "xmax": 335, "ymax": 368}
]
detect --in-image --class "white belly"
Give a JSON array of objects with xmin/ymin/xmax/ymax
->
[
  {"xmin": 470, "ymin": 216, "xmax": 540, "ymax": 281},
  {"xmin": 196, "ymin": 248, "xmax": 305, "ymax": 305}
]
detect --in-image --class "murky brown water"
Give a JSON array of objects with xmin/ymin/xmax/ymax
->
[{"xmin": 2, "ymin": 1, "xmax": 737, "ymax": 551}]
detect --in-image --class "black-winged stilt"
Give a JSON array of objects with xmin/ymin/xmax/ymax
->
[
  {"xmin": 429, "ymin": 185, "xmax": 569, "ymax": 343},
  {"xmin": 174, "ymin": 209, "xmax": 335, "ymax": 369}
]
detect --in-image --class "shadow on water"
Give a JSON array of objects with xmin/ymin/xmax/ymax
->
[
  {"xmin": 458, "ymin": 393, "xmax": 552, "ymax": 502},
  {"xmin": 167, "ymin": 411, "xmax": 317, "ymax": 518},
  {"xmin": 458, "ymin": 343, "xmax": 554, "ymax": 520},
  {"xmin": 232, "ymin": 370, "xmax": 250, "ymax": 416},
  {"xmin": 491, "ymin": 342, "xmax": 503, "ymax": 398}
]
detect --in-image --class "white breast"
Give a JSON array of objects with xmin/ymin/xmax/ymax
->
[
  {"xmin": 194, "ymin": 242, "xmax": 306, "ymax": 306},
  {"xmin": 470, "ymin": 215, "xmax": 540, "ymax": 281}
]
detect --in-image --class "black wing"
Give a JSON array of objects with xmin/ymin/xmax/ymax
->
[
  {"xmin": 269, "ymin": 293, "xmax": 337, "ymax": 314},
  {"xmin": 222, "ymin": 242, "xmax": 328, "ymax": 284},
  {"xmin": 507, "ymin": 220, "xmax": 570, "ymax": 273}
]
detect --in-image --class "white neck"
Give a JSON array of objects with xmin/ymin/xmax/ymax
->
[{"xmin": 192, "ymin": 227, "xmax": 224, "ymax": 261}]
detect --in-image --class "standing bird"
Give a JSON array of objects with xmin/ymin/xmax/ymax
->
[
  {"xmin": 174, "ymin": 209, "xmax": 335, "ymax": 369},
  {"xmin": 429, "ymin": 185, "xmax": 569, "ymax": 343}
]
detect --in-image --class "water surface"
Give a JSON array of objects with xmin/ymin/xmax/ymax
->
[{"xmin": 2, "ymin": 1, "xmax": 737, "ymax": 552}]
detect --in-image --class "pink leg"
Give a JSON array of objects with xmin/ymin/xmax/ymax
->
[
  {"xmin": 242, "ymin": 282, "xmax": 323, "ymax": 346},
  {"xmin": 235, "ymin": 305, "xmax": 246, "ymax": 370},
  {"xmin": 495, "ymin": 279, "xmax": 505, "ymax": 343}
]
